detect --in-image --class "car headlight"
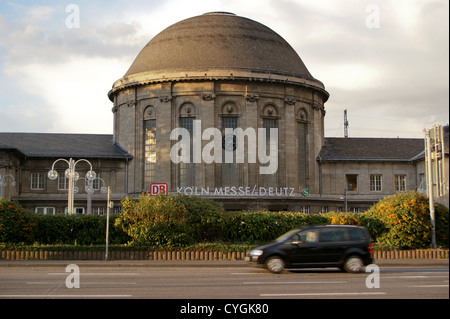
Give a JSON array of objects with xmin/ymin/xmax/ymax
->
[{"xmin": 249, "ymin": 249, "xmax": 263, "ymax": 257}]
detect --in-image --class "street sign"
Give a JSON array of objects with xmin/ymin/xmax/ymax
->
[{"xmin": 301, "ymin": 188, "xmax": 310, "ymax": 197}]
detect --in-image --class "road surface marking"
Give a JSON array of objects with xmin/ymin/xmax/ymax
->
[
  {"xmin": 48, "ymin": 272, "xmax": 140, "ymax": 276},
  {"xmin": 0, "ymin": 294, "xmax": 133, "ymax": 298},
  {"xmin": 261, "ymin": 292, "xmax": 386, "ymax": 297},
  {"xmin": 27, "ymin": 281, "xmax": 137, "ymax": 285},
  {"xmin": 244, "ymin": 281, "xmax": 347, "ymax": 285},
  {"xmin": 408, "ymin": 285, "xmax": 448, "ymax": 288}
]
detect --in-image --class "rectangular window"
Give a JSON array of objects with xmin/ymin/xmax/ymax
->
[
  {"xmin": 92, "ymin": 173, "xmax": 100, "ymax": 190},
  {"xmin": 31, "ymin": 172, "xmax": 45, "ymax": 190},
  {"xmin": 346, "ymin": 174, "xmax": 358, "ymax": 192},
  {"xmin": 300, "ymin": 206, "xmax": 310, "ymax": 214},
  {"xmin": 222, "ymin": 117, "xmax": 238, "ymax": 133},
  {"xmin": 418, "ymin": 173, "xmax": 426, "ymax": 193},
  {"xmin": 179, "ymin": 117, "xmax": 195, "ymax": 187},
  {"xmin": 74, "ymin": 207, "xmax": 85, "ymax": 215},
  {"xmin": 263, "ymin": 118, "xmax": 278, "ymax": 134},
  {"xmin": 93, "ymin": 207, "xmax": 105, "ymax": 215},
  {"xmin": 262, "ymin": 118, "xmax": 278, "ymax": 187},
  {"xmin": 298, "ymin": 122, "xmax": 308, "ymax": 188},
  {"xmin": 35, "ymin": 207, "xmax": 55, "ymax": 215},
  {"xmin": 58, "ymin": 171, "xmax": 69, "ymax": 190},
  {"xmin": 370, "ymin": 174, "xmax": 382, "ymax": 192},
  {"xmin": 222, "ymin": 116, "xmax": 238, "ymax": 186},
  {"xmin": 65, "ymin": 207, "xmax": 85, "ymax": 215},
  {"xmin": 394, "ymin": 174, "xmax": 406, "ymax": 192},
  {"xmin": 144, "ymin": 119, "xmax": 157, "ymax": 190}
]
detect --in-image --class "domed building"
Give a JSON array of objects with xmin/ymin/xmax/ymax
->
[
  {"xmin": 108, "ymin": 12, "xmax": 329, "ymax": 210},
  {"xmin": 1, "ymin": 12, "xmax": 436, "ymax": 215}
]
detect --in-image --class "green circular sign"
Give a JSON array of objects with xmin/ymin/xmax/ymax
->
[{"xmin": 301, "ymin": 188, "xmax": 310, "ymax": 197}]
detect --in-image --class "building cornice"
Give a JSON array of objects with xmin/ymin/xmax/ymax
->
[{"xmin": 108, "ymin": 69, "xmax": 329, "ymax": 103}]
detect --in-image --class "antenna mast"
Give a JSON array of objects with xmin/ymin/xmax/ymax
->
[{"xmin": 344, "ymin": 109, "xmax": 349, "ymax": 138}]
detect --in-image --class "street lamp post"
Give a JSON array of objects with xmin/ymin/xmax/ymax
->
[{"xmin": 48, "ymin": 158, "xmax": 97, "ymax": 215}]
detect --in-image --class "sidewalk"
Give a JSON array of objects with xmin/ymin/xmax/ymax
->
[{"xmin": 0, "ymin": 258, "xmax": 448, "ymax": 268}]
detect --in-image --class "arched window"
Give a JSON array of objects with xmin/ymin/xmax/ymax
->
[
  {"xmin": 179, "ymin": 103, "xmax": 196, "ymax": 187},
  {"xmin": 297, "ymin": 108, "xmax": 309, "ymax": 188},
  {"xmin": 221, "ymin": 102, "xmax": 239, "ymax": 186},
  {"xmin": 144, "ymin": 106, "xmax": 157, "ymax": 190},
  {"xmin": 261, "ymin": 104, "xmax": 278, "ymax": 188}
]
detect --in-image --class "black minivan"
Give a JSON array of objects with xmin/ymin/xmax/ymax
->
[{"xmin": 247, "ymin": 225, "xmax": 373, "ymax": 273}]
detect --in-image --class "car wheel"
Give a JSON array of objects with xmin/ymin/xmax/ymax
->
[
  {"xmin": 266, "ymin": 256, "xmax": 285, "ymax": 274},
  {"xmin": 343, "ymin": 256, "xmax": 364, "ymax": 273}
]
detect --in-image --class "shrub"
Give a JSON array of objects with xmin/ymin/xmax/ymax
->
[
  {"xmin": 323, "ymin": 212, "xmax": 361, "ymax": 226},
  {"xmin": 365, "ymin": 191, "xmax": 449, "ymax": 249},
  {"xmin": 116, "ymin": 193, "xmax": 224, "ymax": 248},
  {"xmin": 0, "ymin": 199, "xmax": 35, "ymax": 244},
  {"xmin": 175, "ymin": 194, "xmax": 225, "ymax": 242}
]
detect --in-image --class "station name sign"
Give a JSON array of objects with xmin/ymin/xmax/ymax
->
[
  {"xmin": 177, "ymin": 186, "xmax": 296, "ymax": 197},
  {"xmin": 150, "ymin": 183, "xmax": 312, "ymax": 198}
]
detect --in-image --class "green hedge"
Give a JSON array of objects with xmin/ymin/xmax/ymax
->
[
  {"xmin": 0, "ymin": 199, "xmax": 130, "ymax": 245},
  {"xmin": 32, "ymin": 214, "xmax": 130, "ymax": 245},
  {"xmin": 1, "ymin": 192, "xmax": 448, "ymax": 250},
  {"xmin": 223, "ymin": 211, "xmax": 328, "ymax": 242}
]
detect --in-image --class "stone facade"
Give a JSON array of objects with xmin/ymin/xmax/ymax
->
[{"xmin": 111, "ymin": 80, "xmax": 327, "ymax": 198}]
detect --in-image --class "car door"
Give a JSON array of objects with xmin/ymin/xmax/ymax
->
[
  {"xmin": 316, "ymin": 228, "xmax": 349, "ymax": 263},
  {"xmin": 285, "ymin": 229, "xmax": 321, "ymax": 266}
]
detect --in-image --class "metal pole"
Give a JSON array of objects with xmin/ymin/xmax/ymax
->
[
  {"xmin": 105, "ymin": 186, "xmax": 110, "ymax": 261},
  {"xmin": 344, "ymin": 109, "xmax": 349, "ymax": 138},
  {"xmin": 68, "ymin": 158, "xmax": 74, "ymax": 215},
  {"xmin": 425, "ymin": 130, "xmax": 436, "ymax": 248},
  {"xmin": 438, "ymin": 125, "xmax": 446, "ymax": 197},
  {"xmin": 87, "ymin": 179, "xmax": 92, "ymax": 215}
]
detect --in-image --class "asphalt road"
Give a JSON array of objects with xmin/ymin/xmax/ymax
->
[{"xmin": 0, "ymin": 260, "xmax": 448, "ymax": 300}]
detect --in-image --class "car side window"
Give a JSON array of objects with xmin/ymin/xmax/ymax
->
[
  {"xmin": 348, "ymin": 228, "xmax": 364, "ymax": 241},
  {"xmin": 319, "ymin": 228, "xmax": 347, "ymax": 242},
  {"xmin": 289, "ymin": 233, "xmax": 301, "ymax": 243},
  {"xmin": 298, "ymin": 229, "xmax": 319, "ymax": 243}
]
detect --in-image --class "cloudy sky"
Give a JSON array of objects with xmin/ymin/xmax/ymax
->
[{"xmin": 0, "ymin": 0, "xmax": 448, "ymax": 138}]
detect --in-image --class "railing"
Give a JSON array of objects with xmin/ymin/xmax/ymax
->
[{"xmin": 0, "ymin": 249, "xmax": 448, "ymax": 261}]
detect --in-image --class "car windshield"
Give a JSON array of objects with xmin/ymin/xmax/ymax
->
[{"xmin": 274, "ymin": 229, "xmax": 299, "ymax": 242}]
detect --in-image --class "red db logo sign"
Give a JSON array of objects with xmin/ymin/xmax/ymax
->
[{"xmin": 150, "ymin": 183, "xmax": 168, "ymax": 195}]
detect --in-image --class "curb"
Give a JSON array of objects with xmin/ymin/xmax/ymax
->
[
  {"xmin": 0, "ymin": 258, "xmax": 447, "ymax": 268},
  {"xmin": 0, "ymin": 260, "xmax": 250, "ymax": 268},
  {"xmin": 1, "ymin": 249, "xmax": 448, "ymax": 261}
]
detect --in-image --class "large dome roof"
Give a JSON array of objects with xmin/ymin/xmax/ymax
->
[
  {"xmin": 109, "ymin": 12, "xmax": 328, "ymax": 101},
  {"xmin": 125, "ymin": 12, "xmax": 314, "ymax": 79}
]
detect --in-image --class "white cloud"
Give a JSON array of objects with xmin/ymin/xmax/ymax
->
[
  {"xmin": 4, "ymin": 57, "xmax": 130, "ymax": 133},
  {"xmin": 0, "ymin": 0, "xmax": 448, "ymax": 138}
]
